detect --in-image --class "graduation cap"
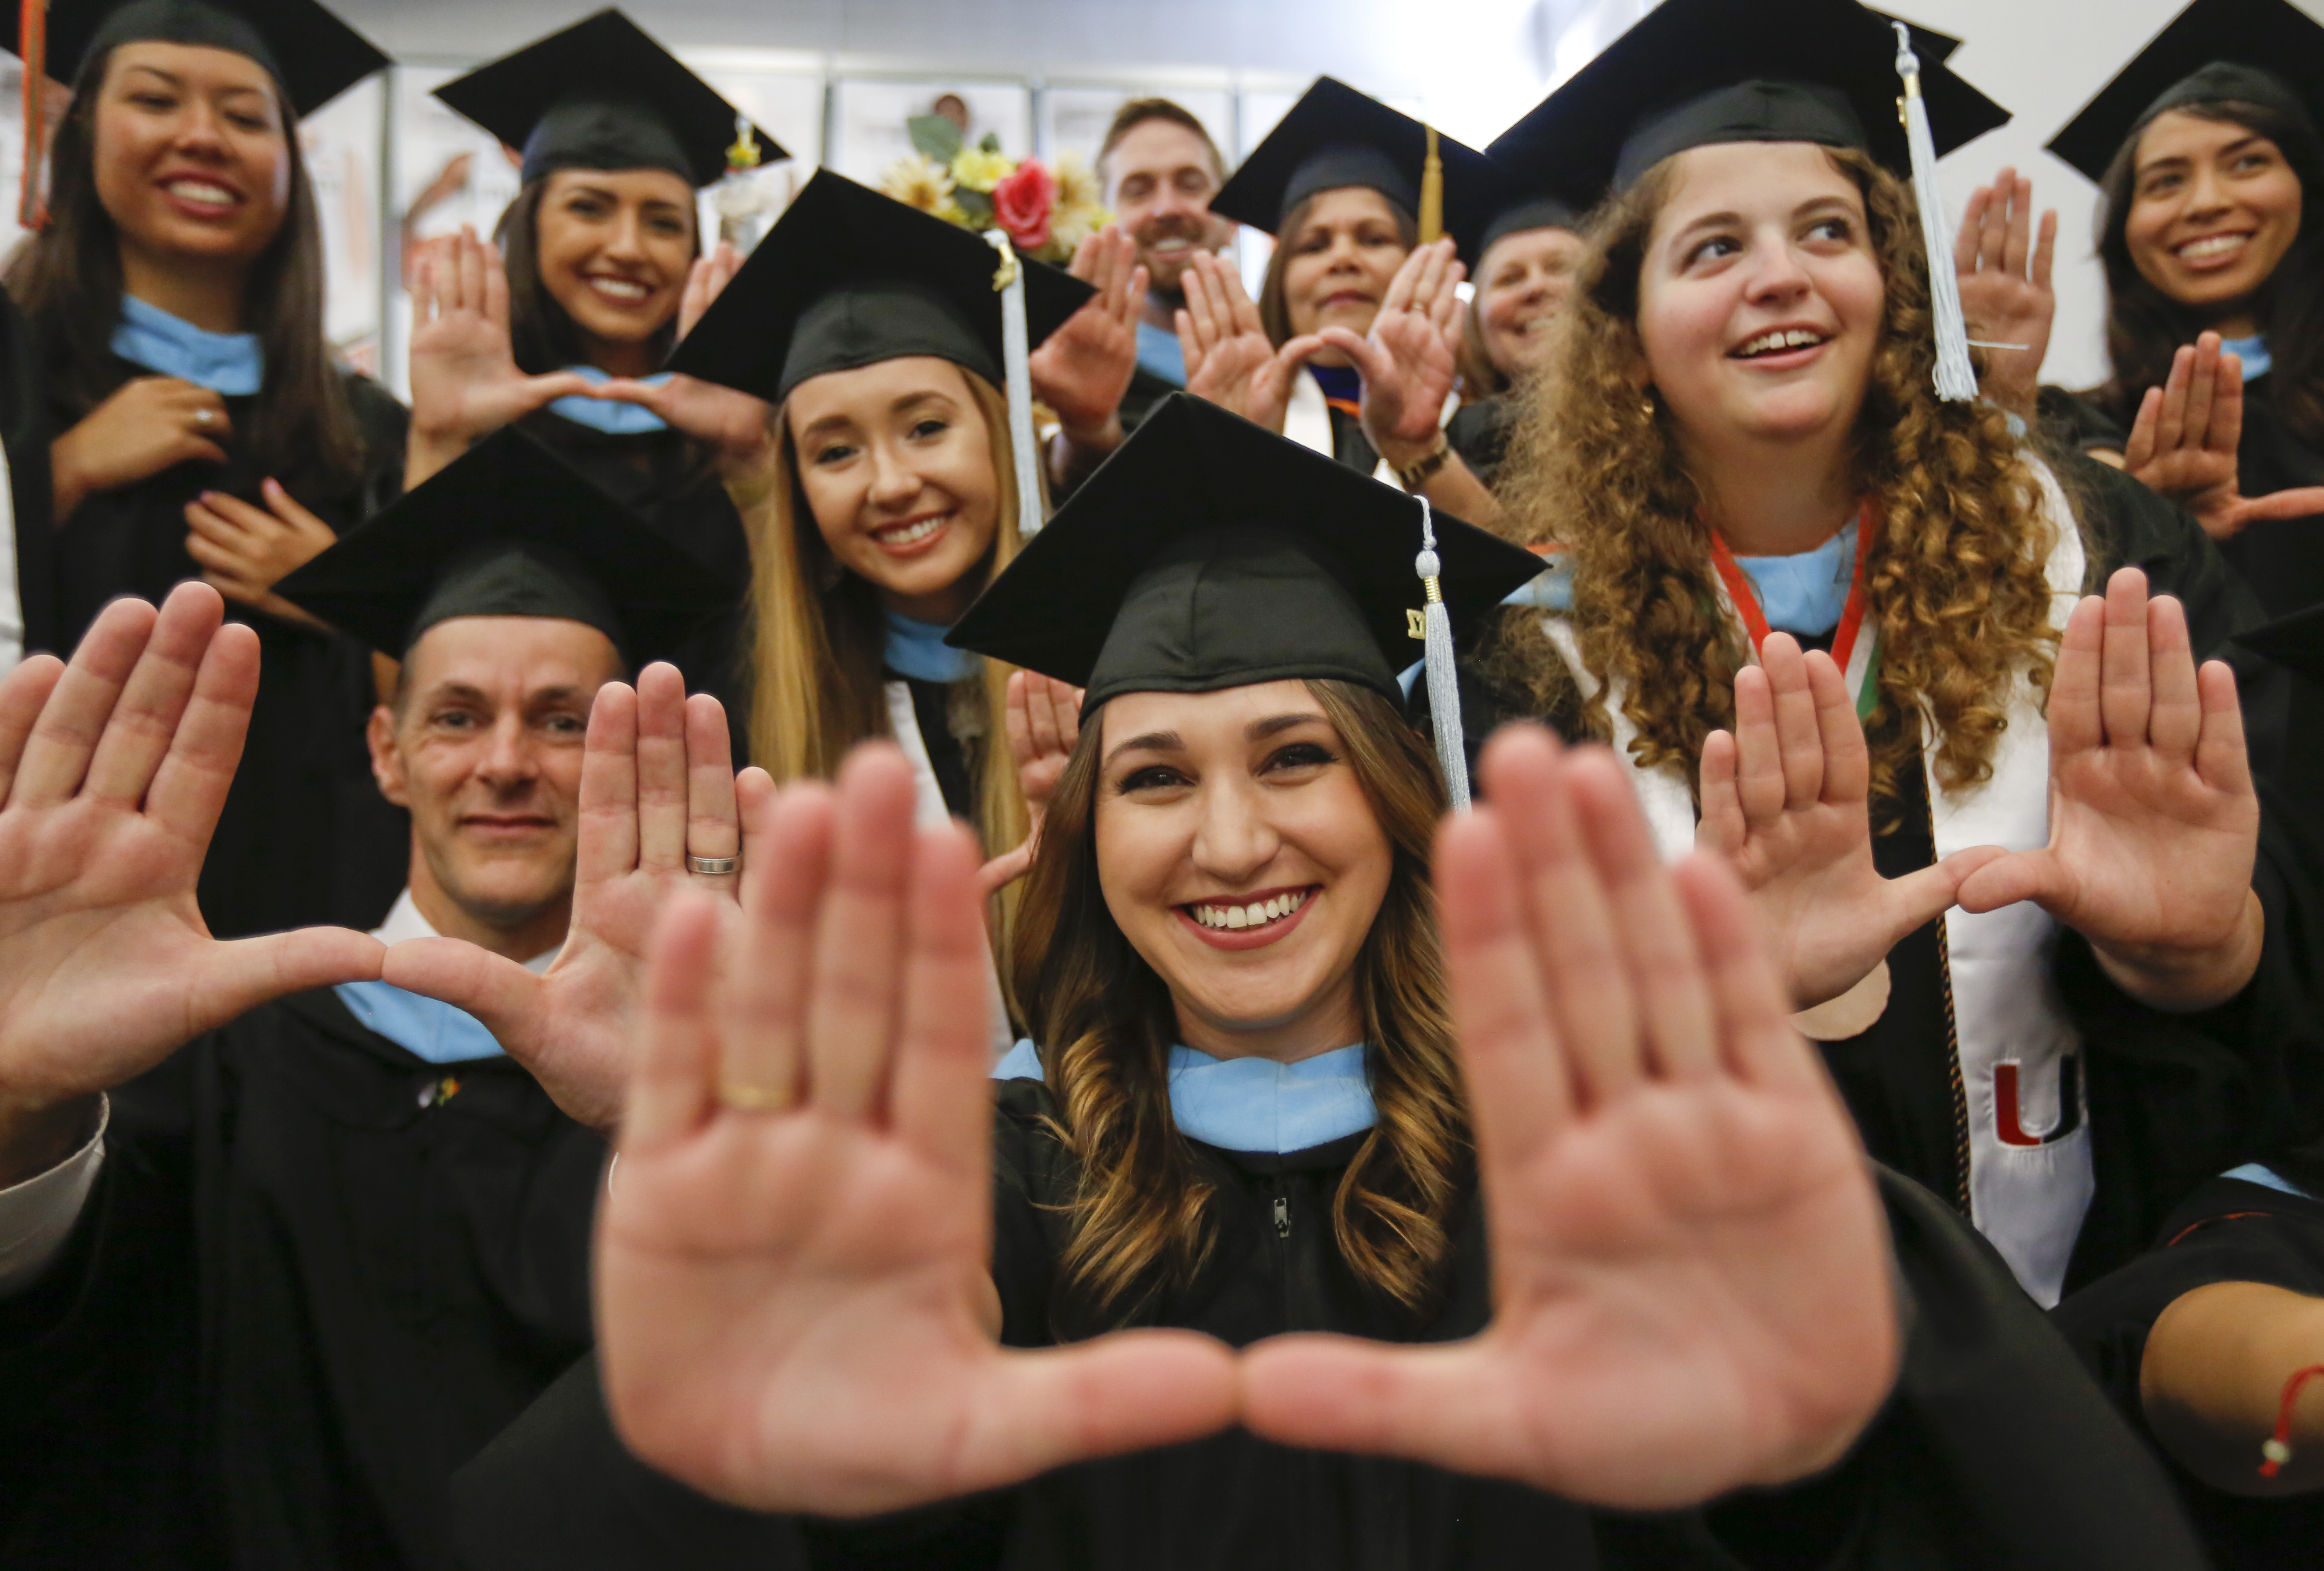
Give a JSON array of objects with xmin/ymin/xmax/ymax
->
[
  {"xmin": 947, "ymin": 393, "xmax": 1541, "ymax": 806},
  {"xmin": 1487, "ymin": 0, "xmax": 2006, "ymax": 207},
  {"xmin": 1458, "ymin": 191, "xmax": 1585, "ymax": 273},
  {"xmin": 1487, "ymin": 0, "xmax": 2009, "ymax": 402},
  {"xmin": 664, "ymin": 167, "xmax": 1093, "ymax": 405},
  {"xmin": 1210, "ymin": 76, "xmax": 1497, "ymax": 245},
  {"xmin": 433, "ymin": 8, "xmax": 776, "ymax": 190},
  {"xmin": 10, "ymin": 0, "xmax": 386, "ymax": 116},
  {"xmin": 2045, "ymin": 0, "xmax": 2324, "ymax": 185},
  {"xmin": 273, "ymin": 426, "xmax": 730, "ymax": 666}
]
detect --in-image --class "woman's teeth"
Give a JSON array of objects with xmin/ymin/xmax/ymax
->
[
  {"xmin": 2177, "ymin": 233, "xmax": 2250, "ymax": 262},
  {"xmin": 165, "ymin": 179, "xmax": 236, "ymax": 207},
  {"xmin": 874, "ymin": 516, "xmax": 945, "ymax": 547},
  {"xmin": 1190, "ymin": 890, "xmax": 1308, "ymax": 931},
  {"xmin": 1735, "ymin": 328, "xmax": 1828, "ymax": 358},
  {"xmin": 588, "ymin": 276, "xmax": 650, "ymax": 302}
]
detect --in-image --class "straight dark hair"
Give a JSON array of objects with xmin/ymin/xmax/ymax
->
[
  {"xmin": 5, "ymin": 43, "xmax": 365, "ymax": 495},
  {"xmin": 2095, "ymin": 97, "xmax": 2324, "ymax": 449},
  {"xmin": 493, "ymin": 175, "xmax": 696, "ymax": 376}
]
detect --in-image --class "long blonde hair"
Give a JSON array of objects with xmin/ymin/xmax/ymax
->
[
  {"xmin": 1490, "ymin": 147, "xmax": 2065, "ymax": 807},
  {"xmin": 746, "ymin": 366, "xmax": 1030, "ymax": 860},
  {"xmin": 1009, "ymin": 680, "xmax": 1470, "ymax": 1326}
]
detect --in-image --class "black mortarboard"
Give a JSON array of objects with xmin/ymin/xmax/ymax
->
[
  {"xmin": 2046, "ymin": 0, "xmax": 2324, "ymax": 185},
  {"xmin": 434, "ymin": 9, "xmax": 775, "ymax": 190},
  {"xmin": 13, "ymin": 0, "xmax": 385, "ymax": 116},
  {"xmin": 664, "ymin": 167, "xmax": 1093, "ymax": 404},
  {"xmin": 1487, "ymin": 0, "xmax": 2008, "ymax": 207},
  {"xmin": 946, "ymin": 393, "xmax": 1540, "ymax": 713},
  {"xmin": 274, "ymin": 426, "xmax": 729, "ymax": 665},
  {"xmin": 1210, "ymin": 76, "xmax": 1497, "ymax": 241},
  {"xmin": 1461, "ymin": 193, "xmax": 1584, "ymax": 271}
]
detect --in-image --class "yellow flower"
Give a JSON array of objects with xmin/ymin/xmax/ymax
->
[
  {"xmin": 879, "ymin": 151, "xmax": 956, "ymax": 214},
  {"xmin": 1052, "ymin": 151, "xmax": 1102, "ymax": 215},
  {"xmin": 950, "ymin": 147, "xmax": 1014, "ymax": 193},
  {"xmin": 1048, "ymin": 199, "xmax": 1110, "ymax": 259}
]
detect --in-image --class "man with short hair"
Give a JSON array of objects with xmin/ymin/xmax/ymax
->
[
  {"xmin": 0, "ymin": 431, "xmax": 746, "ymax": 1570},
  {"xmin": 1034, "ymin": 97, "xmax": 1236, "ymax": 492}
]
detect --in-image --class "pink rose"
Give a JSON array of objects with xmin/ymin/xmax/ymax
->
[{"xmin": 991, "ymin": 159, "xmax": 1056, "ymax": 253}]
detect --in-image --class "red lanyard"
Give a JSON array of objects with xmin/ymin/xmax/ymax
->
[{"xmin": 1706, "ymin": 497, "xmax": 1883, "ymax": 719}]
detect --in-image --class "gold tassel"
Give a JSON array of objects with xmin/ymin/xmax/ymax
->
[{"xmin": 1418, "ymin": 124, "xmax": 1443, "ymax": 245}]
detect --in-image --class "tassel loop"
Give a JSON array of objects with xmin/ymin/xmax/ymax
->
[
  {"xmin": 1413, "ymin": 498, "xmax": 1470, "ymax": 811},
  {"xmin": 1892, "ymin": 22, "xmax": 1976, "ymax": 402},
  {"xmin": 985, "ymin": 229, "xmax": 1044, "ymax": 540}
]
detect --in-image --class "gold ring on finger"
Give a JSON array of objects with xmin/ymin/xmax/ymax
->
[{"xmin": 718, "ymin": 1081, "xmax": 792, "ymax": 1114}]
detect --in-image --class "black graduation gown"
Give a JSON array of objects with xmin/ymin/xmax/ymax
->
[
  {"xmin": 44, "ymin": 350, "xmax": 412, "ymax": 937},
  {"xmin": 1434, "ymin": 454, "xmax": 2324, "ymax": 1293},
  {"xmin": 2052, "ymin": 1170, "xmax": 2324, "ymax": 1571},
  {"xmin": 0, "ymin": 986, "xmax": 602, "ymax": 1571},
  {"xmin": 2039, "ymin": 378, "xmax": 2324, "ymax": 619},
  {"xmin": 1446, "ymin": 396, "xmax": 1516, "ymax": 492},
  {"xmin": 0, "ymin": 292, "xmax": 56, "ymax": 656},
  {"xmin": 514, "ymin": 408, "xmax": 753, "ymax": 763},
  {"xmin": 449, "ymin": 1076, "xmax": 2208, "ymax": 1570}
]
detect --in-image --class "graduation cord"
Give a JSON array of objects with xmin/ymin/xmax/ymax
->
[
  {"xmin": 1414, "ymin": 498, "xmax": 1470, "ymax": 811},
  {"xmin": 985, "ymin": 230, "xmax": 1046, "ymax": 540},
  {"xmin": 2259, "ymin": 1364, "xmax": 2324, "ymax": 1478},
  {"xmin": 1892, "ymin": 23, "xmax": 1976, "ymax": 402}
]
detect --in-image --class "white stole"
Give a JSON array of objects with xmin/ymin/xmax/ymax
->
[
  {"xmin": 1547, "ymin": 458, "xmax": 2094, "ymax": 1305},
  {"xmin": 885, "ymin": 680, "xmax": 1017, "ymax": 1060}
]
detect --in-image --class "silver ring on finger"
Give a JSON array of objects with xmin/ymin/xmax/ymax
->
[
  {"xmin": 194, "ymin": 408, "xmax": 215, "ymax": 426},
  {"xmin": 687, "ymin": 854, "xmax": 739, "ymax": 876}
]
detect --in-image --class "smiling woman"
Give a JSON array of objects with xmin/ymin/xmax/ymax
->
[{"xmin": 3, "ymin": 0, "xmax": 411, "ymax": 939}]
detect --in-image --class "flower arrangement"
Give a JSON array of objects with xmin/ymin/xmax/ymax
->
[{"xmin": 880, "ymin": 113, "xmax": 1109, "ymax": 264}]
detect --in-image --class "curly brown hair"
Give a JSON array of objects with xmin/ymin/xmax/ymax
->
[
  {"xmin": 1489, "ymin": 147, "xmax": 2064, "ymax": 808},
  {"xmin": 1009, "ymin": 680, "xmax": 1470, "ymax": 1324}
]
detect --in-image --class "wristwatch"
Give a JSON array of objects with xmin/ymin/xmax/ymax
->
[{"xmin": 1394, "ymin": 435, "xmax": 1451, "ymax": 492}]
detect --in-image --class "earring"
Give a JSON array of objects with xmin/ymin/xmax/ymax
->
[{"xmin": 1640, "ymin": 389, "xmax": 1657, "ymax": 419}]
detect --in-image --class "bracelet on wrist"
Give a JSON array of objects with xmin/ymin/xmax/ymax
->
[{"xmin": 1394, "ymin": 436, "xmax": 1452, "ymax": 492}]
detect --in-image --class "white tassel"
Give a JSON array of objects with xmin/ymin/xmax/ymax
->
[
  {"xmin": 985, "ymin": 229, "xmax": 1046, "ymax": 537},
  {"xmin": 1414, "ymin": 498, "xmax": 1471, "ymax": 812},
  {"xmin": 1893, "ymin": 23, "xmax": 1977, "ymax": 403}
]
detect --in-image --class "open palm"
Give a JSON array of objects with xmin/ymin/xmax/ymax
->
[
  {"xmin": 1956, "ymin": 568, "xmax": 2260, "ymax": 1009},
  {"xmin": 1318, "ymin": 239, "xmax": 1463, "ymax": 461},
  {"xmin": 407, "ymin": 228, "xmax": 595, "ymax": 483},
  {"xmin": 1028, "ymin": 227, "xmax": 1145, "ymax": 443},
  {"xmin": 1698, "ymin": 635, "xmax": 1990, "ymax": 1009},
  {"xmin": 2124, "ymin": 335, "xmax": 2324, "ymax": 540},
  {"xmin": 1175, "ymin": 251, "xmax": 1323, "ymax": 433},
  {"xmin": 0, "ymin": 585, "xmax": 381, "ymax": 1109},
  {"xmin": 599, "ymin": 746, "xmax": 1238, "ymax": 1514},
  {"xmin": 1241, "ymin": 727, "xmax": 1898, "ymax": 1508},
  {"xmin": 593, "ymin": 245, "xmax": 772, "ymax": 472},
  {"xmin": 382, "ymin": 664, "xmax": 765, "ymax": 1134}
]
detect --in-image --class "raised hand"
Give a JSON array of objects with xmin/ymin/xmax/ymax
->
[
  {"xmin": 1956, "ymin": 567, "xmax": 2262, "ymax": 1011},
  {"xmin": 1315, "ymin": 238, "xmax": 1464, "ymax": 470},
  {"xmin": 1241, "ymin": 725, "xmax": 1898, "ymax": 1509},
  {"xmin": 381, "ymin": 663, "xmax": 766, "ymax": 1132},
  {"xmin": 51, "ymin": 375, "xmax": 230, "ymax": 523},
  {"xmin": 598, "ymin": 745, "xmax": 1238, "ymax": 1514},
  {"xmin": 1954, "ymin": 166, "xmax": 2056, "ymax": 420},
  {"xmin": 1698, "ymin": 635, "xmax": 1994, "ymax": 1011},
  {"xmin": 976, "ymin": 670, "xmax": 1084, "ymax": 898},
  {"xmin": 1029, "ymin": 227, "xmax": 1147, "ymax": 460},
  {"xmin": 2121, "ymin": 334, "xmax": 2324, "ymax": 540},
  {"xmin": 1175, "ymin": 251, "xmax": 1326, "ymax": 434},
  {"xmin": 182, "ymin": 477, "xmax": 337, "ymax": 629},
  {"xmin": 405, "ymin": 227, "xmax": 598, "ymax": 487},
  {"xmin": 0, "ymin": 585, "xmax": 383, "ymax": 1181},
  {"xmin": 593, "ymin": 243, "xmax": 773, "ymax": 475}
]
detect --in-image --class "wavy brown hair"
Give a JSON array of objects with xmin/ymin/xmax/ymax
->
[
  {"xmin": 1009, "ymin": 680, "xmax": 1469, "ymax": 1324},
  {"xmin": 1490, "ymin": 147, "xmax": 2063, "ymax": 807}
]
